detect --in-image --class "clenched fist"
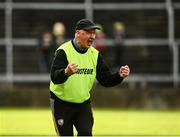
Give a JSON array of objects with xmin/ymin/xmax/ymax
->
[
  {"xmin": 65, "ymin": 63, "xmax": 78, "ymax": 76},
  {"xmin": 119, "ymin": 65, "xmax": 130, "ymax": 78}
]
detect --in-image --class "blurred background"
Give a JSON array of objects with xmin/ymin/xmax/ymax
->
[
  {"xmin": 0, "ymin": 0, "xmax": 180, "ymax": 114},
  {"xmin": 0, "ymin": 0, "xmax": 180, "ymax": 135}
]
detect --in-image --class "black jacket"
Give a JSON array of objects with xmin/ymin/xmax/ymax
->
[{"xmin": 50, "ymin": 40, "xmax": 123, "ymax": 87}]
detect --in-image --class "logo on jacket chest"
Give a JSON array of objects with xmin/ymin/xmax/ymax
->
[{"xmin": 76, "ymin": 68, "xmax": 93, "ymax": 75}]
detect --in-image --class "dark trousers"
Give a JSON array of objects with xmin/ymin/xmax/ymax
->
[{"xmin": 50, "ymin": 92, "xmax": 94, "ymax": 136}]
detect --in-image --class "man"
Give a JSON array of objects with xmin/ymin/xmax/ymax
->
[{"xmin": 49, "ymin": 19, "xmax": 130, "ymax": 136}]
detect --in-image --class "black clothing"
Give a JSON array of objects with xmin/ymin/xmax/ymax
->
[
  {"xmin": 50, "ymin": 40, "xmax": 124, "ymax": 136},
  {"xmin": 50, "ymin": 92, "xmax": 93, "ymax": 136},
  {"xmin": 50, "ymin": 40, "xmax": 123, "ymax": 86}
]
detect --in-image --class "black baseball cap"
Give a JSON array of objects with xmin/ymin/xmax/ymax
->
[{"xmin": 75, "ymin": 19, "xmax": 100, "ymax": 30}]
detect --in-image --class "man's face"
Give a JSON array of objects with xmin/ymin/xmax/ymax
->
[{"xmin": 76, "ymin": 29, "xmax": 96, "ymax": 49}]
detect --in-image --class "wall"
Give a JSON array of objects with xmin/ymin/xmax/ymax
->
[{"xmin": 0, "ymin": 83, "xmax": 179, "ymax": 109}]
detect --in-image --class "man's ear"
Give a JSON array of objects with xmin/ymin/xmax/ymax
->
[{"xmin": 76, "ymin": 30, "xmax": 80, "ymax": 37}]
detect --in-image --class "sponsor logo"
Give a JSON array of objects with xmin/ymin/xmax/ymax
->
[{"xmin": 76, "ymin": 68, "xmax": 93, "ymax": 75}]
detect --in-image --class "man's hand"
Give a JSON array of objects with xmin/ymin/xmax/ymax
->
[
  {"xmin": 119, "ymin": 65, "xmax": 130, "ymax": 78},
  {"xmin": 65, "ymin": 63, "xmax": 78, "ymax": 76}
]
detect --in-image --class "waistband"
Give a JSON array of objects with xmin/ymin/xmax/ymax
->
[{"xmin": 50, "ymin": 91, "xmax": 91, "ymax": 106}]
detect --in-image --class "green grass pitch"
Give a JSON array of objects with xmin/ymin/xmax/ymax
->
[{"xmin": 0, "ymin": 108, "xmax": 179, "ymax": 136}]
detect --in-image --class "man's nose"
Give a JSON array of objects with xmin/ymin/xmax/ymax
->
[{"xmin": 90, "ymin": 33, "xmax": 96, "ymax": 39}]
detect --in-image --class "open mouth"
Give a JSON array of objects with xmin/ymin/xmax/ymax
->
[{"xmin": 88, "ymin": 39, "xmax": 94, "ymax": 45}]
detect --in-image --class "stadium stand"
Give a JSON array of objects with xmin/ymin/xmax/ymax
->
[{"xmin": 0, "ymin": 0, "xmax": 179, "ymax": 87}]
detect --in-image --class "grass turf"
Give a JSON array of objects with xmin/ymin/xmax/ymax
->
[{"xmin": 0, "ymin": 108, "xmax": 179, "ymax": 136}]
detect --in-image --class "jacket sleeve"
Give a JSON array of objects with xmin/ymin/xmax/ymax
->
[
  {"xmin": 96, "ymin": 53, "xmax": 124, "ymax": 87},
  {"xmin": 50, "ymin": 49, "xmax": 69, "ymax": 84}
]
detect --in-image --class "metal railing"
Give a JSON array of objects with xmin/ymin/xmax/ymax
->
[{"xmin": 0, "ymin": 0, "xmax": 179, "ymax": 87}]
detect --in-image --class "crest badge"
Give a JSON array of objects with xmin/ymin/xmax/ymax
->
[{"xmin": 57, "ymin": 119, "xmax": 64, "ymax": 126}]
